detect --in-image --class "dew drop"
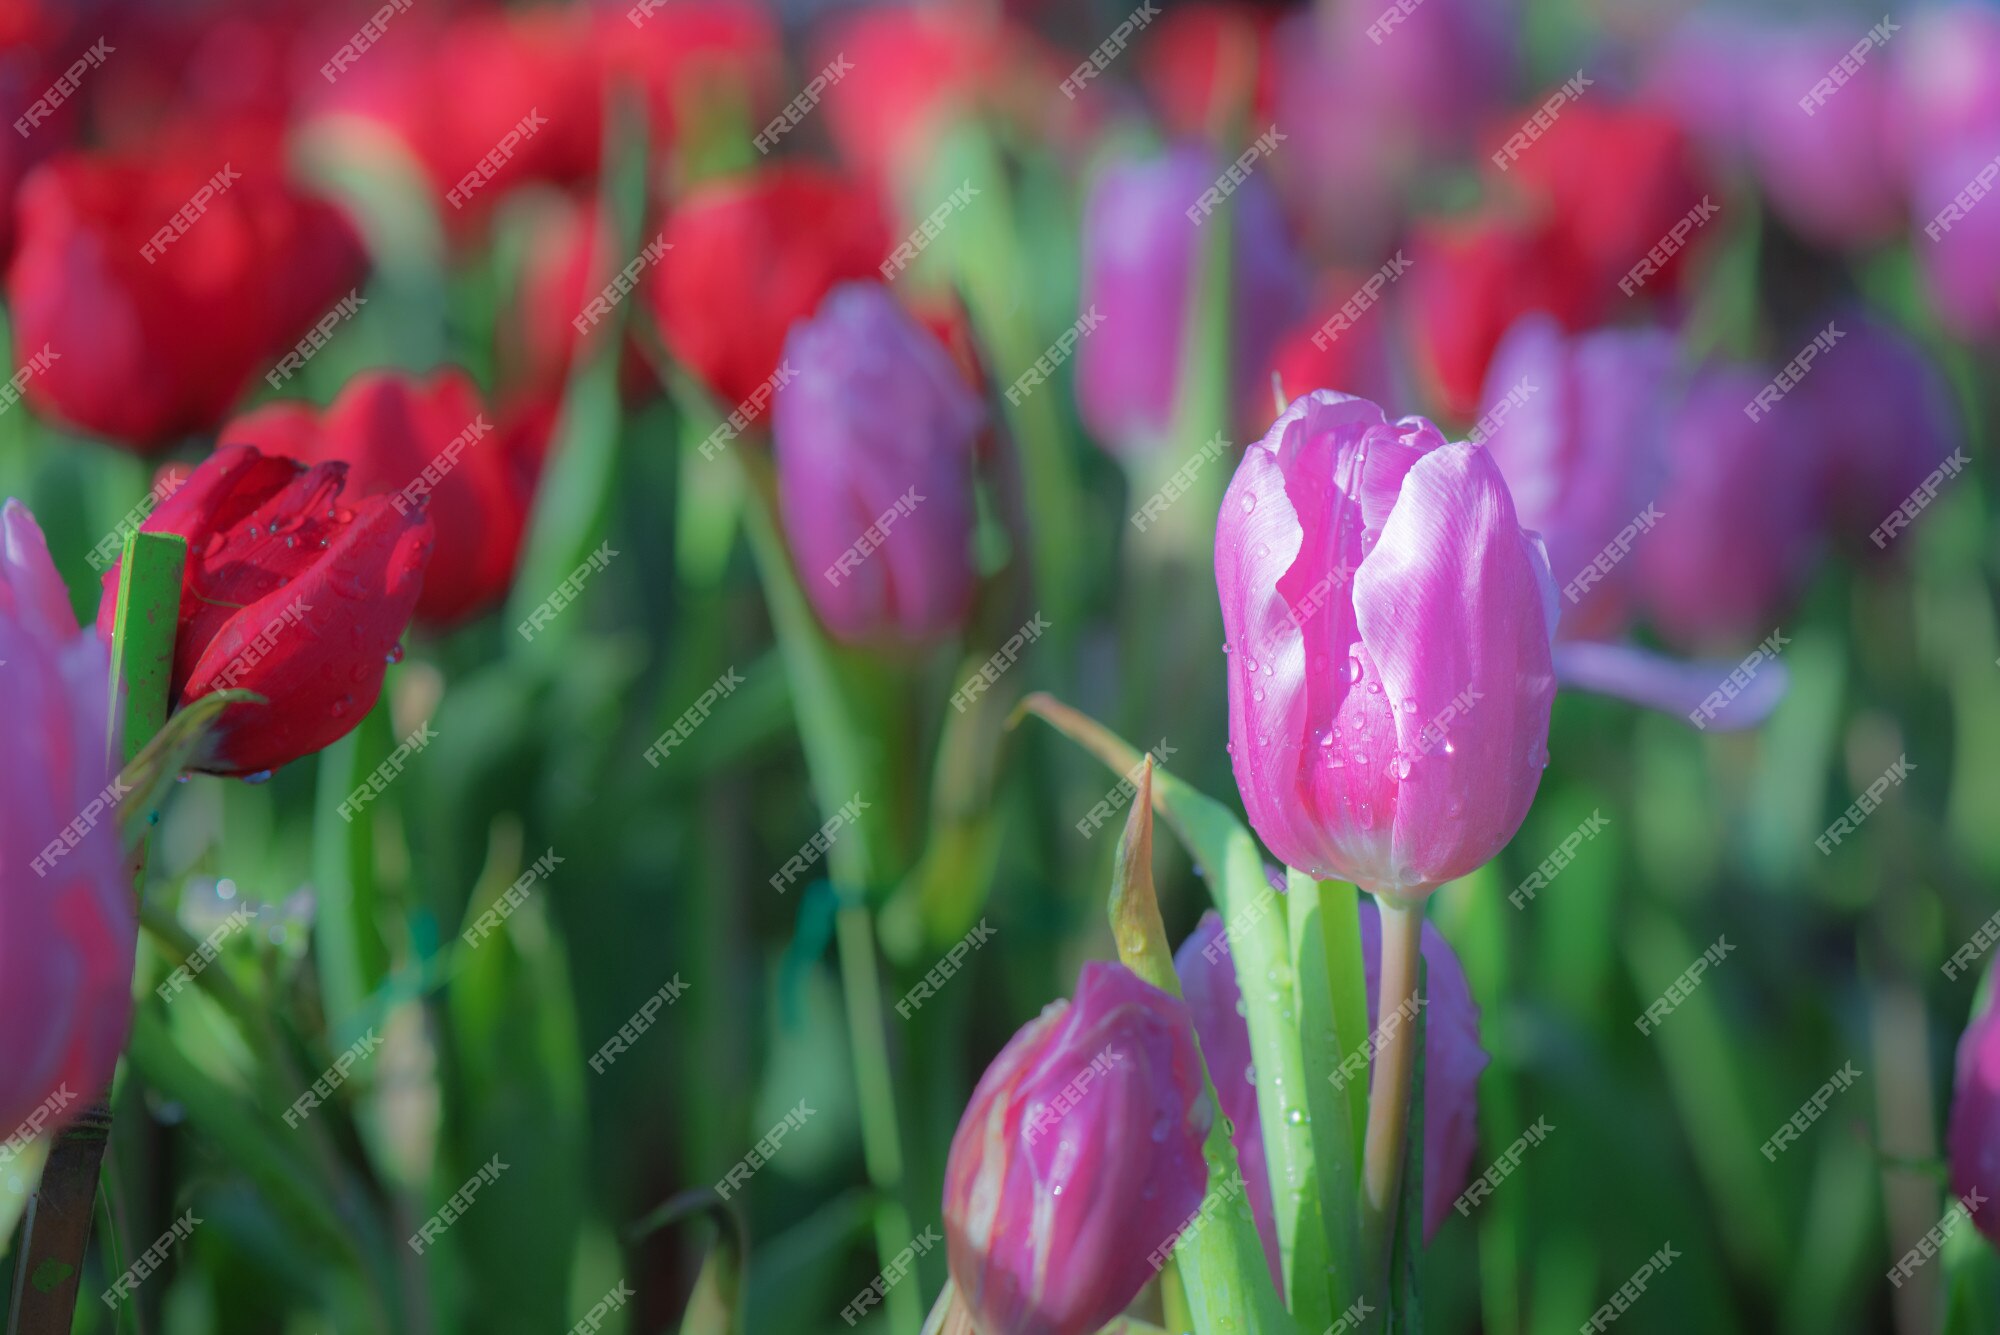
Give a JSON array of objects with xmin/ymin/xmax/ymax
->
[
  {"xmin": 1356, "ymin": 801, "xmax": 1374, "ymax": 830},
  {"xmin": 1241, "ymin": 494, "xmax": 1257, "ymax": 513},
  {"xmin": 1399, "ymin": 697, "xmax": 1417, "ymax": 713},
  {"xmin": 1367, "ymin": 681, "xmax": 1381, "ymax": 694},
  {"xmin": 1252, "ymin": 687, "xmax": 1265, "ymax": 702},
  {"xmin": 1285, "ymin": 1108, "xmax": 1306, "ymax": 1126},
  {"xmin": 1393, "ymin": 755, "xmax": 1412, "ymax": 780},
  {"xmin": 243, "ymin": 770, "xmax": 274, "ymax": 786},
  {"xmin": 1234, "ymin": 997, "xmax": 1249, "ymax": 1017},
  {"xmin": 1347, "ymin": 653, "xmax": 1363, "ymax": 684},
  {"xmin": 386, "ymin": 643, "xmax": 405, "ymax": 664},
  {"xmin": 1243, "ymin": 1063, "xmax": 1257, "ymax": 1084}
]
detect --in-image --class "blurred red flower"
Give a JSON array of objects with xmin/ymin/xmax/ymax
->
[
  {"xmin": 647, "ymin": 165, "xmax": 889, "ymax": 408},
  {"xmin": 225, "ymin": 369, "xmax": 545, "ymax": 628},
  {"xmin": 596, "ymin": 0, "xmax": 780, "ymax": 161},
  {"xmin": 95, "ymin": 444, "xmax": 433, "ymax": 777},
  {"xmin": 7, "ymin": 143, "xmax": 366, "ymax": 451}
]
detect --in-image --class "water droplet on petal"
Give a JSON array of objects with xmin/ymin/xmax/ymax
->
[
  {"xmin": 243, "ymin": 770, "xmax": 274, "ymax": 786},
  {"xmin": 1243, "ymin": 1063, "xmax": 1257, "ymax": 1084},
  {"xmin": 1393, "ymin": 755, "xmax": 1412, "ymax": 780},
  {"xmin": 1400, "ymin": 697, "xmax": 1417, "ymax": 713},
  {"xmin": 1241, "ymin": 494, "xmax": 1257, "ymax": 513},
  {"xmin": 1347, "ymin": 653, "xmax": 1363, "ymax": 684},
  {"xmin": 386, "ymin": 643, "xmax": 405, "ymax": 664}
]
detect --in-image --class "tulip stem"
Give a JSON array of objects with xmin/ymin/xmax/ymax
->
[{"xmin": 1357, "ymin": 897, "xmax": 1424, "ymax": 1308}]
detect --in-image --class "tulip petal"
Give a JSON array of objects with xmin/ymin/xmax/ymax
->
[
  {"xmin": 1355, "ymin": 444, "xmax": 1556, "ymax": 896},
  {"xmin": 1553, "ymin": 639, "xmax": 1789, "ymax": 730}
]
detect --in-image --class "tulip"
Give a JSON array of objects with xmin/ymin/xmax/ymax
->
[
  {"xmin": 1949, "ymin": 988, "xmax": 2000, "ymax": 1242},
  {"xmin": 594, "ymin": 0, "xmax": 780, "ymax": 157},
  {"xmin": 224, "ymin": 370, "xmax": 545, "ymax": 627},
  {"xmin": 1634, "ymin": 365, "xmax": 1821, "ymax": 650},
  {"xmin": 1794, "ymin": 315, "xmax": 1963, "ymax": 550},
  {"xmin": 943, "ymin": 962, "xmax": 1211, "ymax": 1335},
  {"xmin": 1911, "ymin": 143, "xmax": 2000, "ymax": 341},
  {"xmin": 774, "ymin": 284, "xmax": 983, "ymax": 645},
  {"xmin": 648, "ymin": 165, "xmax": 890, "ymax": 410},
  {"xmin": 1142, "ymin": 6, "xmax": 1282, "ymax": 146},
  {"xmin": 1216, "ymin": 390, "xmax": 1558, "ymax": 899},
  {"xmin": 7, "ymin": 147, "xmax": 366, "ymax": 452},
  {"xmin": 308, "ymin": 5, "xmax": 602, "ymax": 232},
  {"xmin": 0, "ymin": 501, "xmax": 133, "ymax": 1141},
  {"xmin": 95, "ymin": 445, "xmax": 434, "ymax": 777},
  {"xmin": 1075, "ymin": 144, "xmax": 1306, "ymax": 456},
  {"xmin": 1408, "ymin": 213, "xmax": 1596, "ymax": 421},
  {"xmin": 1175, "ymin": 899, "xmax": 1486, "ymax": 1262},
  {"xmin": 1476, "ymin": 314, "xmax": 1678, "ymax": 641},
  {"xmin": 1893, "ymin": 5, "xmax": 2000, "ymax": 159}
]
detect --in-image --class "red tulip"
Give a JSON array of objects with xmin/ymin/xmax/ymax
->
[
  {"xmin": 647, "ymin": 165, "xmax": 890, "ymax": 409},
  {"xmin": 1408, "ymin": 213, "xmax": 1595, "ymax": 420},
  {"xmin": 7, "ymin": 143, "xmax": 365, "ymax": 452},
  {"xmin": 224, "ymin": 370, "xmax": 543, "ymax": 627},
  {"xmin": 501, "ymin": 194, "xmax": 661, "ymax": 407},
  {"xmin": 0, "ymin": 501, "xmax": 132, "ymax": 1143},
  {"xmin": 596, "ymin": 1, "xmax": 781, "ymax": 159},
  {"xmin": 95, "ymin": 445, "xmax": 433, "ymax": 777},
  {"xmin": 310, "ymin": 5, "xmax": 602, "ymax": 231}
]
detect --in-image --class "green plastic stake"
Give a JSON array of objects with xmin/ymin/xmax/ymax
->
[{"xmin": 105, "ymin": 530, "xmax": 186, "ymax": 766}]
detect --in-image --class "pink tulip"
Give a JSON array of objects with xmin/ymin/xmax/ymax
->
[
  {"xmin": 1215, "ymin": 391, "xmax": 1558, "ymax": 899},
  {"xmin": 774, "ymin": 282, "xmax": 983, "ymax": 645},
  {"xmin": 943, "ymin": 962, "xmax": 1211, "ymax": 1335},
  {"xmin": 1949, "ymin": 988, "xmax": 2000, "ymax": 1242},
  {"xmin": 1175, "ymin": 899, "xmax": 1487, "ymax": 1261},
  {"xmin": 0, "ymin": 501, "xmax": 133, "ymax": 1142}
]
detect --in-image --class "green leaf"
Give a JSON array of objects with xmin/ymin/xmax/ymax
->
[
  {"xmin": 1109, "ymin": 762, "xmax": 1178, "ymax": 993},
  {"xmin": 115, "ymin": 689, "xmax": 258, "ymax": 843},
  {"xmin": 1287, "ymin": 871, "xmax": 1367, "ymax": 1327},
  {"xmin": 105, "ymin": 530, "xmax": 186, "ymax": 765},
  {"xmin": 1016, "ymin": 694, "xmax": 1299, "ymax": 1334},
  {"xmin": 312, "ymin": 699, "xmax": 391, "ymax": 1038}
]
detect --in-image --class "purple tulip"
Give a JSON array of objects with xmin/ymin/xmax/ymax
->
[
  {"xmin": 1215, "ymin": 391, "xmax": 1558, "ymax": 899},
  {"xmin": 1949, "ymin": 987, "xmax": 2000, "ymax": 1242},
  {"xmin": 774, "ymin": 282, "xmax": 983, "ymax": 645},
  {"xmin": 1076, "ymin": 144, "xmax": 1306, "ymax": 456},
  {"xmin": 1175, "ymin": 902, "xmax": 1486, "ymax": 1258},
  {"xmin": 1648, "ymin": 16, "xmax": 1903, "ymax": 249},
  {"xmin": 1912, "ymin": 142, "xmax": 2000, "ymax": 340},
  {"xmin": 1476, "ymin": 315, "xmax": 1677, "ymax": 642},
  {"xmin": 1635, "ymin": 364, "xmax": 1821, "ymax": 649},
  {"xmin": 1796, "ymin": 314, "xmax": 1963, "ymax": 549},
  {"xmin": 943, "ymin": 962, "xmax": 1211, "ymax": 1335},
  {"xmin": 0, "ymin": 500, "xmax": 133, "ymax": 1140}
]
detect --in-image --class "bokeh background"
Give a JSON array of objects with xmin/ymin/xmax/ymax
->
[{"xmin": 0, "ymin": 0, "xmax": 1996, "ymax": 1332}]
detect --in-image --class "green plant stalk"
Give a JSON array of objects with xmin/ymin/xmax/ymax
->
[
  {"xmin": 1357, "ymin": 898, "xmax": 1424, "ymax": 1320},
  {"xmin": 1288, "ymin": 872, "xmax": 1367, "ymax": 1328},
  {"xmin": 731, "ymin": 451, "xmax": 921, "ymax": 1335}
]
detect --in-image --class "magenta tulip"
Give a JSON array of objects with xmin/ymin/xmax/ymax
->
[
  {"xmin": 1215, "ymin": 391, "xmax": 1558, "ymax": 899},
  {"xmin": 774, "ymin": 282, "xmax": 983, "ymax": 645},
  {"xmin": 1949, "ymin": 988, "xmax": 2000, "ymax": 1242},
  {"xmin": 943, "ymin": 962, "xmax": 1211, "ymax": 1335},
  {"xmin": 1075, "ymin": 144, "xmax": 1305, "ymax": 455},
  {"xmin": 0, "ymin": 501, "xmax": 134, "ymax": 1143},
  {"xmin": 1912, "ymin": 142, "xmax": 2000, "ymax": 341},
  {"xmin": 1475, "ymin": 315, "xmax": 1677, "ymax": 642}
]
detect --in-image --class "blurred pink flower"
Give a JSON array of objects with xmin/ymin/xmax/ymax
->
[
  {"xmin": 1216, "ymin": 392, "xmax": 1558, "ymax": 899},
  {"xmin": 1949, "ymin": 987, "xmax": 2000, "ymax": 1242},
  {"xmin": 0, "ymin": 501, "xmax": 132, "ymax": 1143}
]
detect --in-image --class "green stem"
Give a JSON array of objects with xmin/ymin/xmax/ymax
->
[
  {"xmin": 1357, "ymin": 898, "xmax": 1424, "ymax": 1316},
  {"xmin": 835, "ymin": 899, "xmax": 921, "ymax": 1335}
]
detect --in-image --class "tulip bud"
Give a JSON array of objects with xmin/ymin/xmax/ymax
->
[
  {"xmin": 7, "ymin": 148, "xmax": 365, "ymax": 452},
  {"xmin": 1175, "ymin": 899, "xmax": 1487, "ymax": 1255},
  {"xmin": 1076, "ymin": 144, "xmax": 1305, "ymax": 455},
  {"xmin": 943, "ymin": 962, "xmax": 1211, "ymax": 1335},
  {"xmin": 95, "ymin": 445, "xmax": 434, "ymax": 777},
  {"xmin": 1634, "ymin": 365, "xmax": 1820, "ymax": 649},
  {"xmin": 1795, "ymin": 314, "xmax": 1962, "ymax": 553},
  {"xmin": 1476, "ymin": 314, "xmax": 1678, "ymax": 641},
  {"xmin": 1216, "ymin": 391, "xmax": 1558, "ymax": 899},
  {"xmin": 0, "ymin": 501, "xmax": 133, "ymax": 1140},
  {"xmin": 648, "ymin": 166, "xmax": 890, "ymax": 409},
  {"xmin": 774, "ymin": 283, "xmax": 983, "ymax": 645},
  {"xmin": 225, "ymin": 370, "xmax": 545, "ymax": 627},
  {"xmin": 1952, "ymin": 989, "xmax": 2000, "ymax": 1242}
]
